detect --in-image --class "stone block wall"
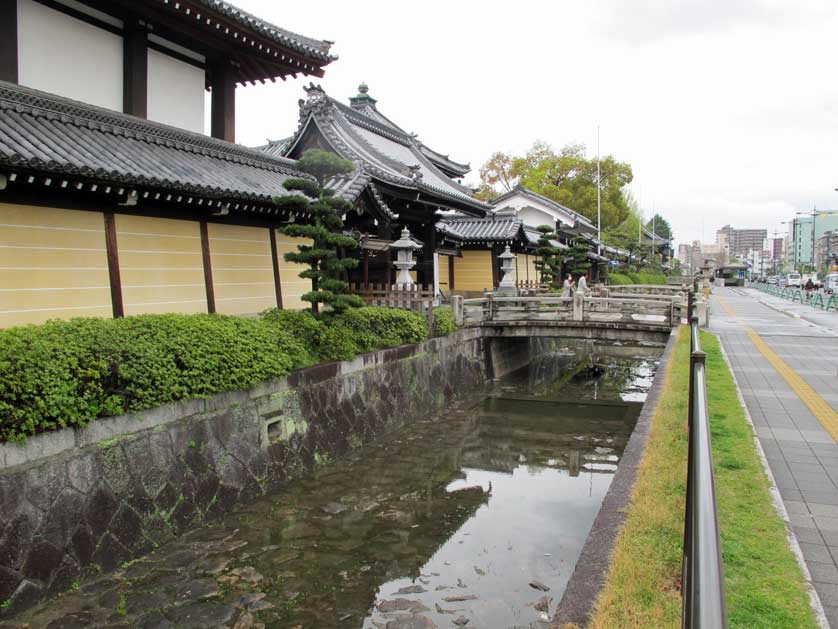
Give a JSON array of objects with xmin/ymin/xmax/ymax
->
[{"xmin": 0, "ymin": 329, "xmax": 493, "ymax": 615}]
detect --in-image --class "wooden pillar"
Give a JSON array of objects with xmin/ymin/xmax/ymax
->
[
  {"xmin": 491, "ymin": 245, "xmax": 500, "ymax": 289},
  {"xmin": 378, "ymin": 223, "xmax": 392, "ymax": 286},
  {"xmin": 0, "ymin": 0, "xmax": 18, "ymax": 84},
  {"xmin": 103, "ymin": 213, "xmax": 124, "ymax": 318},
  {"xmin": 210, "ymin": 62, "xmax": 236, "ymax": 142},
  {"xmin": 269, "ymin": 228, "xmax": 284, "ymax": 309},
  {"xmin": 123, "ymin": 20, "xmax": 147, "ymax": 117},
  {"xmin": 362, "ymin": 250, "xmax": 369, "ymax": 287},
  {"xmin": 199, "ymin": 221, "xmax": 216, "ymax": 313},
  {"xmin": 418, "ymin": 221, "xmax": 437, "ymax": 287},
  {"xmin": 448, "ymin": 255, "xmax": 455, "ymax": 291}
]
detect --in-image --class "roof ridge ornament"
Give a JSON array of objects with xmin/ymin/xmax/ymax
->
[{"xmin": 349, "ymin": 82, "xmax": 377, "ymax": 110}]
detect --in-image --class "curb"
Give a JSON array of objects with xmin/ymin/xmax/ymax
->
[
  {"xmin": 758, "ymin": 298, "xmax": 801, "ymax": 319},
  {"xmin": 717, "ymin": 337, "xmax": 829, "ymax": 628}
]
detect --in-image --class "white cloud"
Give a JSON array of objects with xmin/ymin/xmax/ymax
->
[{"xmin": 229, "ymin": 0, "xmax": 838, "ymax": 247}]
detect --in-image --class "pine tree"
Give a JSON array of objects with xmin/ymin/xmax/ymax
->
[
  {"xmin": 533, "ymin": 224, "xmax": 563, "ymax": 287},
  {"xmin": 568, "ymin": 239, "xmax": 592, "ymax": 277},
  {"xmin": 273, "ymin": 150, "xmax": 364, "ymax": 315}
]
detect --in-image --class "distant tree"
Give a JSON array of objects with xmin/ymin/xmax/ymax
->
[
  {"xmin": 478, "ymin": 141, "xmax": 633, "ymax": 231},
  {"xmin": 273, "ymin": 149, "xmax": 364, "ymax": 315},
  {"xmin": 478, "ymin": 151, "xmax": 517, "ymax": 193},
  {"xmin": 533, "ymin": 225, "xmax": 563, "ymax": 286},
  {"xmin": 645, "ymin": 214, "xmax": 672, "ymax": 241},
  {"xmin": 473, "ymin": 182, "xmax": 497, "ymax": 202}
]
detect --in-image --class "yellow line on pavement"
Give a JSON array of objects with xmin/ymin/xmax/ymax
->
[{"xmin": 716, "ymin": 294, "xmax": 838, "ymax": 442}]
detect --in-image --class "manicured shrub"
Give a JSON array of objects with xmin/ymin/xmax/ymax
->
[
  {"xmin": 607, "ymin": 273, "xmax": 633, "ymax": 285},
  {"xmin": 325, "ymin": 306, "xmax": 428, "ymax": 354},
  {"xmin": 432, "ymin": 306, "xmax": 457, "ymax": 337},
  {"xmin": 0, "ymin": 314, "xmax": 309, "ymax": 442},
  {"xmin": 0, "ymin": 307, "xmax": 433, "ymax": 442}
]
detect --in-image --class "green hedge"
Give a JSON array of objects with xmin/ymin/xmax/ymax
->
[
  {"xmin": 432, "ymin": 306, "xmax": 457, "ymax": 337},
  {"xmin": 607, "ymin": 273, "xmax": 633, "ymax": 285},
  {"xmin": 1, "ymin": 307, "xmax": 430, "ymax": 442},
  {"xmin": 607, "ymin": 272, "xmax": 667, "ymax": 286}
]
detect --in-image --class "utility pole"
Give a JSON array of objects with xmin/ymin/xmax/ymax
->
[{"xmin": 596, "ymin": 125, "xmax": 601, "ymax": 258}]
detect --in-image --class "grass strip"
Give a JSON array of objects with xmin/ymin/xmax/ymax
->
[{"xmin": 588, "ymin": 326, "xmax": 817, "ymax": 628}]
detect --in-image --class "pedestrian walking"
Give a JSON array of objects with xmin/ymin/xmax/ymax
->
[
  {"xmin": 563, "ymin": 274, "xmax": 574, "ymax": 296},
  {"xmin": 577, "ymin": 274, "xmax": 588, "ymax": 295}
]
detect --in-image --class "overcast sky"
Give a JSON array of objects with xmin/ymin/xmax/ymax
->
[{"xmin": 227, "ymin": 0, "xmax": 838, "ymax": 247}]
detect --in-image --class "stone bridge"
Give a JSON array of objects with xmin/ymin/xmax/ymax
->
[{"xmin": 453, "ymin": 288, "xmax": 686, "ymax": 344}]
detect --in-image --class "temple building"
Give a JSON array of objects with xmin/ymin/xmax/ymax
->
[
  {"xmin": 262, "ymin": 83, "xmax": 492, "ymax": 292},
  {"xmin": 0, "ymin": 0, "xmax": 335, "ymax": 327}
]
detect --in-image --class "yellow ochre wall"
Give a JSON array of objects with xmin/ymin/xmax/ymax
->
[
  {"xmin": 208, "ymin": 224, "xmax": 276, "ymax": 315},
  {"xmin": 0, "ymin": 203, "xmax": 112, "ymax": 327},
  {"xmin": 275, "ymin": 232, "xmax": 313, "ymax": 310},
  {"xmin": 438, "ymin": 254, "xmax": 450, "ymax": 291},
  {"xmin": 115, "ymin": 214, "xmax": 207, "ymax": 316},
  {"xmin": 517, "ymin": 254, "xmax": 540, "ymax": 283},
  {"xmin": 453, "ymin": 249, "xmax": 494, "ymax": 293}
]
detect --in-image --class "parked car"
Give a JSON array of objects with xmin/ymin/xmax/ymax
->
[
  {"xmin": 778, "ymin": 277, "xmax": 788, "ymax": 288},
  {"xmin": 786, "ymin": 272, "xmax": 802, "ymax": 287},
  {"xmin": 825, "ymin": 273, "xmax": 838, "ymax": 294},
  {"xmin": 767, "ymin": 276, "xmax": 779, "ymax": 285}
]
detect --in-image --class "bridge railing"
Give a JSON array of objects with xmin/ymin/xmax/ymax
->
[
  {"xmin": 682, "ymin": 291, "xmax": 728, "ymax": 628},
  {"xmin": 460, "ymin": 293, "xmax": 679, "ymax": 327}
]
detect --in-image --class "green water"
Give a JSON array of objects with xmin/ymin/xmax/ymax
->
[{"xmin": 10, "ymin": 345, "xmax": 660, "ymax": 629}]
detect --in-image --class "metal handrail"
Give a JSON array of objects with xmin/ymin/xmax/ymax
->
[{"xmin": 683, "ymin": 293, "xmax": 728, "ymax": 628}]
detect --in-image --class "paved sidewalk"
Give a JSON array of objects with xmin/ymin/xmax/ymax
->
[{"xmin": 711, "ymin": 287, "xmax": 838, "ymax": 626}]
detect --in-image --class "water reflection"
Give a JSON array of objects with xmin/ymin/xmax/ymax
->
[{"xmin": 11, "ymin": 343, "xmax": 659, "ymax": 629}]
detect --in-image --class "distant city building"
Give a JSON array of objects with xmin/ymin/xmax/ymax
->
[
  {"xmin": 716, "ymin": 225, "xmax": 768, "ymax": 258},
  {"xmin": 815, "ymin": 230, "xmax": 838, "ymax": 269},
  {"xmin": 771, "ymin": 237, "xmax": 784, "ymax": 260},
  {"xmin": 790, "ymin": 213, "xmax": 838, "ymax": 267}
]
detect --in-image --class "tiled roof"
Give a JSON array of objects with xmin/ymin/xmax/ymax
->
[
  {"xmin": 0, "ymin": 81, "xmax": 309, "ymax": 206},
  {"xmin": 439, "ymin": 211, "xmax": 524, "ymax": 243},
  {"xmin": 191, "ymin": 0, "xmax": 335, "ymax": 62},
  {"xmin": 271, "ymin": 84, "xmax": 488, "ymax": 215}
]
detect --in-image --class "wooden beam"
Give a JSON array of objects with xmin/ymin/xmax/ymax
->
[
  {"xmin": 0, "ymin": 0, "xmax": 18, "ymax": 83},
  {"xmin": 103, "ymin": 212, "xmax": 124, "ymax": 318},
  {"xmin": 448, "ymin": 254, "xmax": 455, "ymax": 291},
  {"xmin": 210, "ymin": 61, "xmax": 236, "ymax": 142},
  {"xmin": 123, "ymin": 20, "xmax": 148, "ymax": 117},
  {"xmin": 269, "ymin": 228, "xmax": 284, "ymax": 310},
  {"xmin": 200, "ymin": 221, "xmax": 216, "ymax": 313}
]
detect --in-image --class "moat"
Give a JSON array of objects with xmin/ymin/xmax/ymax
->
[{"xmin": 4, "ymin": 342, "xmax": 661, "ymax": 629}]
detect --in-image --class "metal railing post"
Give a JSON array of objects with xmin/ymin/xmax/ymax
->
[{"xmin": 682, "ymin": 346, "xmax": 729, "ymax": 629}]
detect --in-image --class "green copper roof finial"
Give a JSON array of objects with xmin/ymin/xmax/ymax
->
[{"xmin": 349, "ymin": 82, "xmax": 376, "ymax": 109}]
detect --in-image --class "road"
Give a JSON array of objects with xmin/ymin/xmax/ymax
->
[{"xmin": 711, "ymin": 286, "xmax": 838, "ymax": 625}]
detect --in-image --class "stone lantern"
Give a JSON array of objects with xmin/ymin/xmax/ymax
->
[
  {"xmin": 390, "ymin": 227, "xmax": 422, "ymax": 287},
  {"xmin": 496, "ymin": 245, "xmax": 518, "ymax": 295}
]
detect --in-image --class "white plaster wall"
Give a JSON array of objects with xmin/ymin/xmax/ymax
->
[
  {"xmin": 17, "ymin": 0, "xmax": 123, "ymax": 111},
  {"xmin": 518, "ymin": 206, "xmax": 557, "ymax": 229},
  {"xmin": 147, "ymin": 49, "xmax": 205, "ymax": 134}
]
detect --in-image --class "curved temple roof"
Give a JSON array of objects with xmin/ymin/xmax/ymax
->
[{"xmin": 271, "ymin": 84, "xmax": 489, "ymax": 216}]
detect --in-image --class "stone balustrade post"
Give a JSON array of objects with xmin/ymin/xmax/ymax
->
[
  {"xmin": 573, "ymin": 292, "xmax": 584, "ymax": 321},
  {"xmin": 452, "ymin": 294, "xmax": 464, "ymax": 326}
]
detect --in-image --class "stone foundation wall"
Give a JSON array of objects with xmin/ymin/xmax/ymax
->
[{"xmin": 0, "ymin": 329, "xmax": 494, "ymax": 615}]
